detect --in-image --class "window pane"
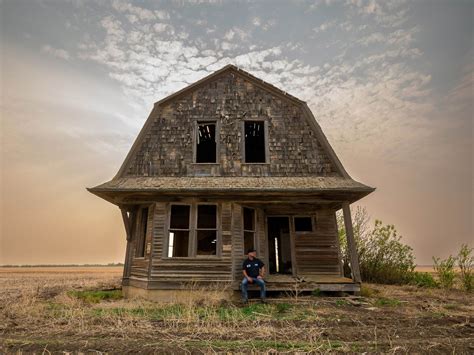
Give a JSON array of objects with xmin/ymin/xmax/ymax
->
[
  {"xmin": 137, "ymin": 207, "xmax": 148, "ymax": 257},
  {"xmin": 196, "ymin": 123, "xmax": 216, "ymax": 163},
  {"xmin": 294, "ymin": 217, "xmax": 313, "ymax": 232},
  {"xmin": 196, "ymin": 230, "xmax": 217, "ymax": 255},
  {"xmin": 244, "ymin": 121, "xmax": 265, "ymax": 163},
  {"xmin": 197, "ymin": 205, "xmax": 216, "ymax": 229},
  {"xmin": 244, "ymin": 231, "xmax": 254, "ymax": 253},
  {"xmin": 169, "ymin": 231, "xmax": 189, "ymax": 257},
  {"xmin": 170, "ymin": 205, "xmax": 190, "ymax": 229},
  {"xmin": 243, "ymin": 207, "xmax": 254, "ymax": 231}
]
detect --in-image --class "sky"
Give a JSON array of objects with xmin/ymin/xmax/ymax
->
[{"xmin": 1, "ymin": 0, "xmax": 472, "ymax": 265}]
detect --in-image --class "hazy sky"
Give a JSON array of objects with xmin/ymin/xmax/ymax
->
[{"xmin": 1, "ymin": 0, "xmax": 472, "ymax": 265}]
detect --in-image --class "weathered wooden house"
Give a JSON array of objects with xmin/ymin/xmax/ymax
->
[{"xmin": 88, "ymin": 64, "xmax": 374, "ymax": 300}]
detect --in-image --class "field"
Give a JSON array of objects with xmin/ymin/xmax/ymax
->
[{"xmin": 1, "ymin": 267, "xmax": 473, "ymax": 354}]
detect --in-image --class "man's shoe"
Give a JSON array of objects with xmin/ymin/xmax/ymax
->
[
  {"xmin": 260, "ymin": 298, "xmax": 267, "ymax": 304},
  {"xmin": 241, "ymin": 299, "xmax": 248, "ymax": 305}
]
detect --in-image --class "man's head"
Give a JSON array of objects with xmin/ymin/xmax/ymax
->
[{"xmin": 247, "ymin": 248, "xmax": 257, "ymax": 259}]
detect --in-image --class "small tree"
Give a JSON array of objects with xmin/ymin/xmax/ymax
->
[
  {"xmin": 338, "ymin": 207, "xmax": 416, "ymax": 284},
  {"xmin": 457, "ymin": 244, "xmax": 473, "ymax": 292},
  {"xmin": 337, "ymin": 206, "xmax": 370, "ymax": 278},
  {"xmin": 433, "ymin": 255, "xmax": 457, "ymax": 289}
]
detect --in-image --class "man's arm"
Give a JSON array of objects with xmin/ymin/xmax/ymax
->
[
  {"xmin": 258, "ymin": 265, "xmax": 265, "ymax": 279},
  {"xmin": 243, "ymin": 269, "xmax": 253, "ymax": 282}
]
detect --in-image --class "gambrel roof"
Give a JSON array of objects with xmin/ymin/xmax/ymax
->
[{"xmin": 88, "ymin": 64, "xmax": 375, "ymax": 203}]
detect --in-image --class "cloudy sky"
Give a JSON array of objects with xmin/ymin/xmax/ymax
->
[{"xmin": 1, "ymin": 0, "xmax": 472, "ymax": 265}]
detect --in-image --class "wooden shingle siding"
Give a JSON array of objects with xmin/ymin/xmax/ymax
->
[
  {"xmin": 232, "ymin": 204, "xmax": 244, "ymax": 281},
  {"xmin": 123, "ymin": 72, "xmax": 338, "ymax": 178},
  {"xmin": 295, "ymin": 209, "xmax": 341, "ymax": 275}
]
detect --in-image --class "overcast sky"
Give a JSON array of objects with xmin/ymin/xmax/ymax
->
[{"xmin": 1, "ymin": 0, "xmax": 472, "ymax": 265}]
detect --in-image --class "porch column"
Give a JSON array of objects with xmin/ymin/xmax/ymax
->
[
  {"xmin": 120, "ymin": 207, "xmax": 136, "ymax": 281},
  {"xmin": 342, "ymin": 202, "xmax": 361, "ymax": 283}
]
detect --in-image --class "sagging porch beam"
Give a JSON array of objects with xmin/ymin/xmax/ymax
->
[{"xmin": 342, "ymin": 202, "xmax": 361, "ymax": 283}]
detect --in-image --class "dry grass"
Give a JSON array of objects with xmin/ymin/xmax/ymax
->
[{"xmin": 1, "ymin": 267, "xmax": 473, "ymax": 354}]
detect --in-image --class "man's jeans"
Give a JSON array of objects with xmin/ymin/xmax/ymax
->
[{"xmin": 241, "ymin": 277, "xmax": 266, "ymax": 301}]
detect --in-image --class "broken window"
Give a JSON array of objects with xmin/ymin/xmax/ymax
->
[
  {"xmin": 196, "ymin": 122, "xmax": 216, "ymax": 163},
  {"xmin": 244, "ymin": 121, "xmax": 266, "ymax": 163},
  {"xmin": 294, "ymin": 216, "xmax": 313, "ymax": 232},
  {"xmin": 243, "ymin": 207, "xmax": 255, "ymax": 253},
  {"xmin": 136, "ymin": 207, "xmax": 149, "ymax": 257},
  {"xmin": 168, "ymin": 205, "xmax": 190, "ymax": 257},
  {"xmin": 196, "ymin": 205, "xmax": 217, "ymax": 255}
]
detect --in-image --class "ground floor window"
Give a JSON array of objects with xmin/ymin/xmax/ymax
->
[
  {"xmin": 167, "ymin": 203, "xmax": 219, "ymax": 257},
  {"xmin": 243, "ymin": 207, "xmax": 256, "ymax": 253}
]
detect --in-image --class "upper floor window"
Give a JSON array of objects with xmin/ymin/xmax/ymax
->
[
  {"xmin": 196, "ymin": 122, "xmax": 217, "ymax": 163},
  {"xmin": 244, "ymin": 121, "xmax": 266, "ymax": 163}
]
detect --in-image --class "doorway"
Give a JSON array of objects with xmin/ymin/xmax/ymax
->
[{"xmin": 267, "ymin": 217, "xmax": 292, "ymax": 274}]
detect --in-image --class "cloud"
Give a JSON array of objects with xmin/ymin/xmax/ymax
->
[{"xmin": 41, "ymin": 45, "xmax": 70, "ymax": 60}]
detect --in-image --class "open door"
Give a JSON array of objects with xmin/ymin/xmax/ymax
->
[{"xmin": 267, "ymin": 217, "xmax": 293, "ymax": 274}]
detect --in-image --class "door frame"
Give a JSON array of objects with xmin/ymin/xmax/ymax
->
[{"xmin": 265, "ymin": 215, "xmax": 297, "ymax": 277}]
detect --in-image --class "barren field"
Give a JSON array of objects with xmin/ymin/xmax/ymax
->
[{"xmin": 0, "ymin": 267, "xmax": 473, "ymax": 354}]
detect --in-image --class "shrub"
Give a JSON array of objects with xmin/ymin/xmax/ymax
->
[
  {"xmin": 408, "ymin": 272, "xmax": 438, "ymax": 288},
  {"xmin": 433, "ymin": 255, "xmax": 457, "ymax": 289},
  {"xmin": 457, "ymin": 244, "xmax": 473, "ymax": 292},
  {"xmin": 338, "ymin": 209, "xmax": 416, "ymax": 284}
]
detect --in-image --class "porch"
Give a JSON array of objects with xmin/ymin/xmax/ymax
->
[{"xmin": 241, "ymin": 274, "xmax": 360, "ymax": 293}]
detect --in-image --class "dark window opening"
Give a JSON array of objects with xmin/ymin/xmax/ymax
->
[
  {"xmin": 136, "ymin": 207, "xmax": 149, "ymax": 257},
  {"xmin": 196, "ymin": 122, "xmax": 216, "ymax": 163},
  {"xmin": 196, "ymin": 205, "xmax": 217, "ymax": 255},
  {"xmin": 294, "ymin": 217, "xmax": 313, "ymax": 232},
  {"xmin": 244, "ymin": 121, "xmax": 266, "ymax": 163},
  {"xmin": 170, "ymin": 205, "xmax": 190, "ymax": 229},
  {"xmin": 168, "ymin": 205, "xmax": 190, "ymax": 257},
  {"xmin": 243, "ymin": 207, "xmax": 255, "ymax": 253},
  {"xmin": 197, "ymin": 205, "xmax": 217, "ymax": 229}
]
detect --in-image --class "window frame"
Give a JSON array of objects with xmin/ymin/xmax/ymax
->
[
  {"xmin": 242, "ymin": 119, "xmax": 269, "ymax": 164},
  {"xmin": 165, "ymin": 202, "xmax": 221, "ymax": 259},
  {"xmin": 195, "ymin": 203, "xmax": 220, "ymax": 257},
  {"xmin": 242, "ymin": 206, "xmax": 257, "ymax": 255},
  {"xmin": 193, "ymin": 120, "xmax": 220, "ymax": 164},
  {"xmin": 135, "ymin": 206, "xmax": 150, "ymax": 258},
  {"xmin": 293, "ymin": 215, "xmax": 315, "ymax": 234},
  {"xmin": 167, "ymin": 203, "xmax": 192, "ymax": 258}
]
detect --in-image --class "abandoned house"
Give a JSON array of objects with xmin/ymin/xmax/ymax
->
[{"xmin": 88, "ymin": 64, "xmax": 375, "ymax": 300}]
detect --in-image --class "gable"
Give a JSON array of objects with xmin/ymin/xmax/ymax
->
[{"xmin": 115, "ymin": 67, "xmax": 348, "ymax": 179}]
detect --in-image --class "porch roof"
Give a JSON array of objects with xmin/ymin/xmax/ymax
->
[{"xmin": 88, "ymin": 176, "xmax": 374, "ymax": 194}]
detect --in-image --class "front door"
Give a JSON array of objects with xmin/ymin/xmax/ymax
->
[{"xmin": 267, "ymin": 217, "xmax": 293, "ymax": 274}]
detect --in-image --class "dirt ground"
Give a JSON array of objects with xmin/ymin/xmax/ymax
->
[{"xmin": 0, "ymin": 267, "xmax": 473, "ymax": 354}]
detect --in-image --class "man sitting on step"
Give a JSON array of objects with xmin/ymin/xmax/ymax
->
[{"xmin": 241, "ymin": 248, "xmax": 266, "ymax": 304}]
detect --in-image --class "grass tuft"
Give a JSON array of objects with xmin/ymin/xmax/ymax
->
[{"xmin": 67, "ymin": 289, "xmax": 122, "ymax": 303}]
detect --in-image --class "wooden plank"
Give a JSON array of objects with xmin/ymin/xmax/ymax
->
[{"xmin": 342, "ymin": 202, "xmax": 361, "ymax": 283}]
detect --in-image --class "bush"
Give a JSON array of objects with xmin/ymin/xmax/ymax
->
[
  {"xmin": 433, "ymin": 255, "xmax": 457, "ymax": 289},
  {"xmin": 338, "ymin": 209, "xmax": 416, "ymax": 284},
  {"xmin": 408, "ymin": 272, "xmax": 438, "ymax": 288},
  {"xmin": 457, "ymin": 244, "xmax": 473, "ymax": 292}
]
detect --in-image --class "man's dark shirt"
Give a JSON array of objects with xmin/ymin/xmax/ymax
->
[{"xmin": 242, "ymin": 258, "xmax": 264, "ymax": 278}]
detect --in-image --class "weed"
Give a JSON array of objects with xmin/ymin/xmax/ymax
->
[
  {"xmin": 374, "ymin": 297, "xmax": 401, "ymax": 307},
  {"xmin": 67, "ymin": 289, "xmax": 122, "ymax": 303},
  {"xmin": 433, "ymin": 255, "xmax": 457, "ymax": 289},
  {"xmin": 360, "ymin": 285, "xmax": 379, "ymax": 297},
  {"xmin": 409, "ymin": 272, "xmax": 438, "ymax": 288}
]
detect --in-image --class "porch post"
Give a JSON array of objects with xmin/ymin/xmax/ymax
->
[
  {"xmin": 342, "ymin": 202, "xmax": 361, "ymax": 283},
  {"xmin": 120, "ymin": 207, "xmax": 135, "ymax": 281}
]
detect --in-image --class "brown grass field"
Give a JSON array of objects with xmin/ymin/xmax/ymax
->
[{"xmin": 0, "ymin": 266, "xmax": 473, "ymax": 354}]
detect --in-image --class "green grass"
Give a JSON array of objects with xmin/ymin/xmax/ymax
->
[
  {"xmin": 67, "ymin": 289, "xmax": 123, "ymax": 303},
  {"xmin": 374, "ymin": 297, "xmax": 401, "ymax": 307}
]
